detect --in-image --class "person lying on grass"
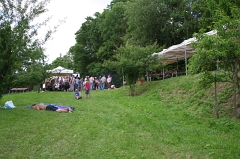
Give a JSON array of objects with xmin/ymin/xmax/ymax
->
[
  {"xmin": 31, "ymin": 104, "xmax": 73, "ymax": 113},
  {"xmin": 74, "ymin": 89, "xmax": 82, "ymax": 100}
]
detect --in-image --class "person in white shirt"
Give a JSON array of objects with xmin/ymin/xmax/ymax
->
[
  {"xmin": 54, "ymin": 82, "xmax": 60, "ymax": 90},
  {"xmin": 107, "ymin": 75, "xmax": 112, "ymax": 90}
]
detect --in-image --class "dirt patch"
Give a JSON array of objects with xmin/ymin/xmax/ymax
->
[
  {"xmin": 207, "ymin": 82, "xmax": 231, "ymax": 97},
  {"xmin": 208, "ymin": 82, "xmax": 240, "ymax": 118},
  {"xmin": 221, "ymin": 94, "xmax": 240, "ymax": 118}
]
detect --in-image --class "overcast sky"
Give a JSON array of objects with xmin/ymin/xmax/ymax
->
[{"xmin": 40, "ymin": 0, "xmax": 112, "ymax": 63}]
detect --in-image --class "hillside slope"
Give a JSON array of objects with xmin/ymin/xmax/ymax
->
[
  {"xmin": 1, "ymin": 75, "xmax": 239, "ymax": 158},
  {"xmin": 130, "ymin": 74, "xmax": 235, "ymax": 119}
]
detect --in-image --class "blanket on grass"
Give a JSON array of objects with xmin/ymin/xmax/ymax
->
[{"xmin": 26, "ymin": 104, "xmax": 75, "ymax": 111}]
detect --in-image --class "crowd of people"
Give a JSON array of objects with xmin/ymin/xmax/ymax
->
[{"xmin": 45, "ymin": 74, "xmax": 113, "ymax": 92}]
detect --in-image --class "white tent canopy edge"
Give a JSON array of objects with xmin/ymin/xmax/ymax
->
[{"xmin": 153, "ymin": 30, "xmax": 217, "ymax": 75}]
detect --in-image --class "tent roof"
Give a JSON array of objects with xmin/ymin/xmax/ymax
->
[
  {"xmin": 153, "ymin": 30, "xmax": 217, "ymax": 65},
  {"xmin": 46, "ymin": 66, "xmax": 73, "ymax": 75}
]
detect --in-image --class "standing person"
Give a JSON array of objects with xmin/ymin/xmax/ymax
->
[
  {"xmin": 46, "ymin": 78, "xmax": 51, "ymax": 91},
  {"xmin": 74, "ymin": 89, "xmax": 82, "ymax": 100},
  {"xmin": 79, "ymin": 78, "xmax": 83, "ymax": 91},
  {"xmin": 107, "ymin": 75, "xmax": 112, "ymax": 90},
  {"xmin": 75, "ymin": 76, "xmax": 80, "ymax": 91},
  {"xmin": 89, "ymin": 76, "xmax": 94, "ymax": 90},
  {"xmin": 85, "ymin": 79, "xmax": 90, "ymax": 99},
  {"xmin": 69, "ymin": 75, "xmax": 75, "ymax": 91},
  {"xmin": 94, "ymin": 77, "xmax": 99, "ymax": 90},
  {"xmin": 64, "ymin": 76, "xmax": 70, "ymax": 92},
  {"xmin": 50, "ymin": 78, "xmax": 55, "ymax": 91},
  {"xmin": 59, "ymin": 76, "xmax": 64, "ymax": 91},
  {"xmin": 98, "ymin": 76, "xmax": 102, "ymax": 90},
  {"xmin": 84, "ymin": 76, "xmax": 88, "ymax": 81},
  {"xmin": 100, "ymin": 75, "xmax": 106, "ymax": 90}
]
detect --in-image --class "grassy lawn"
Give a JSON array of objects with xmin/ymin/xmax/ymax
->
[{"xmin": 0, "ymin": 75, "xmax": 240, "ymax": 159}]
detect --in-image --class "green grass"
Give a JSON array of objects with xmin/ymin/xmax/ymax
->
[{"xmin": 0, "ymin": 75, "xmax": 240, "ymax": 159}]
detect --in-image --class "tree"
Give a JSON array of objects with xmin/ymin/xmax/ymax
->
[
  {"xmin": 0, "ymin": 0, "xmax": 55, "ymax": 97},
  {"xmin": 124, "ymin": 0, "xmax": 204, "ymax": 47},
  {"xmin": 51, "ymin": 52, "xmax": 73, "ymax": 70},
  {"xmin": 14, "ymin": 62, "xmax": 51, "ymax": 92},
  {"xmin": 97, "ymin": 1, "xmax": 127, "ymax": 61},
  {"xmin": 69, "ymin": 15, "xmax": 103, "ymax": 77},
  {"xmin": 188, "ymin": 0, "xmax": 240, "ymax": 119},
  {"xmin": 70, "ymin": 1, "xmax": 128, "ymax": 77},
  {"xmin": 104, "ymin": 43, "xmax": 161, "ymax": 96}
]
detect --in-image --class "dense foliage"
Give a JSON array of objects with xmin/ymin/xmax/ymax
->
[
  {"xmin": 69, "ymin": 0, "xmax": 208, "ymax": 79},
  {"xmin": 0, "ymin": 0, "xmax": 55, "ymax": 97},
  {"xmin": 189, "ymin": 0, "xmax": 240, "ymax": 119},
  {"xmin": 50, "ymin": 52, "xmax": 73, "ymax": 69}
]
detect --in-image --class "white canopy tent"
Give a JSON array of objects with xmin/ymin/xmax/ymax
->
[
  {"xmin": 153, "ymin": 30, "xmax": 217, "ymax": 75},
  {"xmin": 46, "ymin": 66, "xmax": 74, "ymax": 76}
]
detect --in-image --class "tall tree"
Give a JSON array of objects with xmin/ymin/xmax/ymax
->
[
  {"xmin": 70, "ymin": 1, "xmax": 127, "ymax": 77},
  {"xmin": 70, "ymin": 14, "xmax": 103, "ymax": 77},
  {"xmin": 97, "ymin": 1, "xmax": 128, "ymax": 61},
  {"xmin": 0, "ymin": 0, "xmax": 55, "ymax": 97}
]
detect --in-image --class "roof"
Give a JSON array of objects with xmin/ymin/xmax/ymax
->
[{"xmin": 46, "ymin": 66, "xmax": 73, "ymax": 75}]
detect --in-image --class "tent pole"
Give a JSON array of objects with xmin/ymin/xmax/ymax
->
[
  {"xmin": 184, "ymin": 44, "xmax": 187, "ymax": 75},
  {"xmin": 122, "ymin": 67, "xmax": 124, "ymax": 86},
  {"xmin": 163, "ymin": 67, "xmax": 165, "ymax": 80},
  {"xmin": 177, "ymin": 58, "xmax": 178, "ymax": 77},
  {"xmin": 146, "ymin": 70, "xmax": 149, "ymax": 82}
]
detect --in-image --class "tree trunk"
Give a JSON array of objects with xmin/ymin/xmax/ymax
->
[
  {"xmin": 233, "ymin": 58, "xmax": 238, "ymax": 120},
  {"xmin": 214, "ymin": 73, "xmax": 219, "ymax": 119},
  {"xmin": 130, "ymin": 84, "xmax": 135, "ymax": 96}
]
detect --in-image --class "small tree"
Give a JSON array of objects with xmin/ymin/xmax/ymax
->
[
  {"xmin": 51, "ymin": 53, "xmax": 74, "ymax": 70},
  {"xmin": 188, "ymin": 0, "xmax": 240, "ymax": 119},
  {"xmin": 104, "ymin": 43, "xmax": 160, "ymax": 96},
  {"xmin": 13, "ymin": 62, "xmax": 51, "ymax": 92}
]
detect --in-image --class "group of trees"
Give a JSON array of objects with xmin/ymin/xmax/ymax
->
[
  {"xmin": 69, "ymin": 0, "xmax": 240, "ymax": 118},
  {"xmin": 69, "ymin": 0, "xmax": 210, "ymax": 95}
]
